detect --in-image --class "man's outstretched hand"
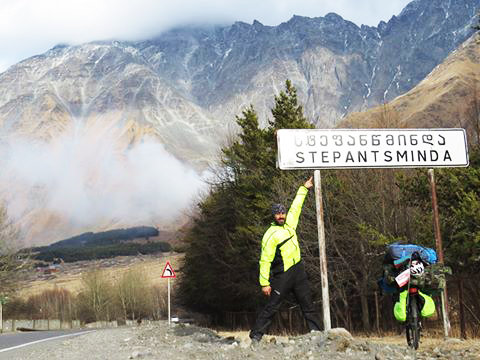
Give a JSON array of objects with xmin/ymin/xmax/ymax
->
[
  {"xmin": 304, "ymin": 176, "xmax": 314, "ymax": 189},
  {"xmin": 262, "ymin": 286, "xmax": 272, "ymax": 296}
]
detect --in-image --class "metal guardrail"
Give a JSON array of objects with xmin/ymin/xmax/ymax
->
[
  {"xmin": 1, "ymin": 319, "xmax": 82, "ymax": 333},
  {"xmin": 0, "ymin": 319, "xmax": 188, "ymax": 333}
]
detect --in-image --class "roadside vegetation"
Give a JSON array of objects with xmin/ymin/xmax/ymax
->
[
  {"xmin": 0, "ymin": 202, "xmax": 24, "ymax": 296},
  {"xmin": 5, "ymin": 266, "xmax": 169, "ymax": 323}
]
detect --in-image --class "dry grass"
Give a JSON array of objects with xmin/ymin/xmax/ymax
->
[
  {"xmin": 341, "ymin": 36, "xmax": 480, "ymax": 129},
  {"xmin": 16, "ymin": 253, "xmax": 184, "ymax": 298}
]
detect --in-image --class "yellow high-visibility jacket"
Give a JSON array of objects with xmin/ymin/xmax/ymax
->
[{"xmin": 259, "ymin": 186, "xmax": 308, "ymax": 286}]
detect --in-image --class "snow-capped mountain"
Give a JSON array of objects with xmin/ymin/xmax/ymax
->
[
  {"xmin": 0, "ymin": 0, "xmax": 478, "ymax": 245},
  {"xmin": 0, "ymin": 0, "xmax": 478, "ymax": 167}
]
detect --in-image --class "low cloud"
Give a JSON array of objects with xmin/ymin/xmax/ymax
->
[
  {"xmin": 0, "ymin": 120, "xmax": 205, "ymax": 245},
  {"xmin": 0, "ymin": 0, "xmax": 410, "ymax": 72}
]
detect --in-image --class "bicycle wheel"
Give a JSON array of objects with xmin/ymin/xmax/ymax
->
[{"xmin": 406, "ymin": 295, "xmax": 420, "ymax": 350}]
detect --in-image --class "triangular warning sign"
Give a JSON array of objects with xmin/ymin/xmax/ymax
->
[{"xmin": 161, "ymin": 261, "xmax": 176, "ymax": 278}]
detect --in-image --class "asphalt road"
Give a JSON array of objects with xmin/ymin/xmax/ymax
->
[{"xmin": 0, "ymin": 329, "xmax": 96, "ymax": 355}]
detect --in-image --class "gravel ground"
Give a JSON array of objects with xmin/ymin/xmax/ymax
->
[{"xmin": 4, "ymin": 321, "xmax": 480, "ymax": 360}]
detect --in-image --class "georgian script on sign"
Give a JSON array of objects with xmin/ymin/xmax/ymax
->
[{"xmin": 277, "ymin": 129, "xmax": 469, "ymax": 170}]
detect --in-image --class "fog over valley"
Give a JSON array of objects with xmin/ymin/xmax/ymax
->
[{"xmin": 0, "ymin": 120, "xmax": 205, "ymax": 246}]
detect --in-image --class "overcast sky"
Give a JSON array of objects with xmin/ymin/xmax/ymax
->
[{"xmin": 0, "ymin": 0, "xmax": 412, "ymax": 72}]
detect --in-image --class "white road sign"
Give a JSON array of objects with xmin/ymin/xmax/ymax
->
[
  {"xmin": 277, "ymin": 128, "xmax": 469, "ymax": 169},
  {"xmin": 161, "ymin": 261, "xmax": 176, "ymax": 278}
]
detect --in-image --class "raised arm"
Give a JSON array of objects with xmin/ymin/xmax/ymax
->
[{"xmin": 285, "ymin": 177, "xmax": 313, "ymax": 229}]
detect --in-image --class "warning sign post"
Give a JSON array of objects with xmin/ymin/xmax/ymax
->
[{"xmin": 161, "ymin": 261, "xmax": 176, "ymax": 325}]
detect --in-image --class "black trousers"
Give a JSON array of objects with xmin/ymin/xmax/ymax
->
[{"xmin": 250, "ymin": 261, "xmax": 321, "ymax": 340}]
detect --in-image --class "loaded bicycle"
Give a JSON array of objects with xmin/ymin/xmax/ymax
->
[
  {"xmin": 404, "ymin": 269, "xmax": 423, "ymax": 349},
  {"xmin": 379, "ymin": 244, "xmax": 450, "ymax": 350}
]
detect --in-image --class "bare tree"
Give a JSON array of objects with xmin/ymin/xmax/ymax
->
[
  {"xmin": 149, "ymin": 285, "xmax": 168, "ymax": 320},
  {"xmin": 24, "ymin": 287, "xmax": 77, "ymax": 321},
  {"xmin": 0, "ymin": 202, "xmax": 22, "ymax": 295},
  {"xmin": 79, "ymin": 270, "xmax": 114, "ymax": 321},
  {"xmin": 115, "ymin": 266, "xmax": 152, "ymax": 321}
]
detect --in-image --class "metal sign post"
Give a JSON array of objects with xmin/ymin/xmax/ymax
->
[
  {"xmin": 161, "ymin": 261, "xmax": 176, "ymax": 326},
  {"xmin": 168, "ymin": 278, "xmax": 171, "ymax": 326},
  {"xmin": 314, "ymin": 170, "xmax": 331, "ymax": 330},
  {"xmin": 428, "ymin": 169, "xmax": 451, "ymax": 337}
]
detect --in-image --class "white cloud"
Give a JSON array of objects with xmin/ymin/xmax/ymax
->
[
  {"xmin": 0, "ymin": 120, "xmax": 206, "ymax": 244},
  {"xmin": 0, "ymin": 0, "xmax": 411, "ymax": 72}
]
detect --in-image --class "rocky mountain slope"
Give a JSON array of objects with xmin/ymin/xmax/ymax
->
[
  {"xmin": 341, "ymin": 33, "xmax": 480, "ymax": 137},
  {"xmin": 0, "ymin": 0, "xmax": 478, "ymax": 245},
  {"xmin": 0, "ymin": 0, "xmax": 478, "ymax": 167}
]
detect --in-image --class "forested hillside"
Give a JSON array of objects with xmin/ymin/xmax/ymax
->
[{"xmin": 28, "ymin": 226, "xmax": 172, "ymax": 262}]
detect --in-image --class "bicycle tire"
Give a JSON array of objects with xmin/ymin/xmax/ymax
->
[{"xmin": 406, "ymin": 295, "xmax": 420, "ymax": 350}]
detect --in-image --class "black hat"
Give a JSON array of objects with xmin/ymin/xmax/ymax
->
[{"xmin": 271, "ymin": 203, "xmax": 286, "ymax": 215}]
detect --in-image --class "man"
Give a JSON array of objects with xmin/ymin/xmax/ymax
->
[{"xmin": 249, "ymin": 176, "xmax": 321, "ymax": 342}]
